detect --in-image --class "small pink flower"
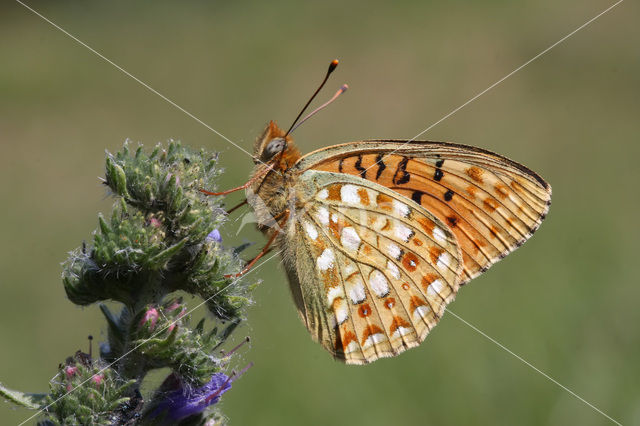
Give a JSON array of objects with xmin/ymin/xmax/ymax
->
[
  {"xmin": 64, "ymin": 366, "xmax": 78, "ymax": 379},
  {"xmin": 91, "ymin": 374, "xmax": 104, "ymax": 386},
  {"xmin": 168, "ymin": 323, "xmax": 177, "ymax": 333},
  {"xmin": 165, "ymin": 301, "xmax": 181, "ymax": 312},
  {"xmin": 140, "ymin": 307, "xmax": 159, "ymax": 331},
  {"xmin": 150, "ymin": 218, "xmax": 162, "ymax": 228},
  {"xmin": 66, "ymin": 384, "xmax": 73, "ymax": 392}
]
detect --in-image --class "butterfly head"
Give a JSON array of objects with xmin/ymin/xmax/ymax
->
[{"xmin": 253, "ymin": 120, "xmax": 301, "ymax": 169}]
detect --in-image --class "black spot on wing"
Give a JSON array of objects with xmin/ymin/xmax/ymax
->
[
  {"xmin": 434, "ymin": 169, "xmax": 443, "ymax": 181},
  {"xmin": 411, "ymin": 191, "xmax": 424, "ymax": 204},
  {"xmin": 444, "ymin": 189, "xmax": 454, "ymax": 201},
  {"xmin": 375, "ymin": 153, "xmax": 386, "ymax": 180},
  {"xmin": 393, "ymin": 157, "xmax": 411, "ymax": 185},
  {"xmin": 355, "ymin": 155, "xmax": 367, "ymax": 179}
]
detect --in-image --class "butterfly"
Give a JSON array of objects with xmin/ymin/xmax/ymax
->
[{"xmin": 207, "ymin": 60, "xmax": 551, "ymax": 364}]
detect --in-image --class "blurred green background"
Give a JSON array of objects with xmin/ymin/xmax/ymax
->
[{"xmin": 1, "ymin": 0, "xmax": 638, "ymax": 424}]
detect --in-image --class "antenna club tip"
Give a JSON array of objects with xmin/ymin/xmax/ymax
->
[
  {"xmin": 340, "ymin": 84, "xmax": 349, "ymax": 91},
  {"xmin": 328, "ymin": 59, "xmax": 339, "ymax": 72}
]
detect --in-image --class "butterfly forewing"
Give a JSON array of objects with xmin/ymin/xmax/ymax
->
[
  {"xmin": 295, "ymin": 141, "xmax": 551, "ymax": 284},
  {"xmin": 284, "ymin": 170, "xmax": 462, "ymax": 364}
]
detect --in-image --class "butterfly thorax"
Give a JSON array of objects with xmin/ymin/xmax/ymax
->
[{"xmin": 249, "ymin": 121, "xmax": 302, "ymax": 231}]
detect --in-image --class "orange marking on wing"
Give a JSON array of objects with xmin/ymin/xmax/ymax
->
[
  {"xmin": 312, "ymin": 239, "xmax": 326, "ymax": 251},
  {"xmin": 332, "ymin": 297, "xmax": 345, "ymax": 311},
  {"xmin": 421, "ymin": 273, "xmax": 438, "ymax": 291},
  {"xmin": 510, "ymin": 180, "xmax": 525, "ymax": 193},
  {"xmin": 474, "ymin": 238, "xmax": 487, "ymax": 247},
  {"xmin": 489, "ymin": 225, "xmax": 500, "ymax": 238},
  {"xmin": 409, "ymin": 295, "xmax": 428, "ymax": 313},
  {"xmin": 376, "ymin": 193, "xmax": 393, "ymax": 211},
  {"xmin": 390, "ymin": 316, "xmax": 411, "ymax": 335},
  {"xmin": 381, "ymin": 219, "xmax": 391, "ymax": 231},
  {"xmin": 361, "ymin": 325, "xmax": 384, "ymax": 345},
  {"xmin": 384, "ymin": 297, "xmax": 396, "ymax": 309},
  {"xmin": 429, "ymin": 246, "xmax": 444, "ymax": 264},
  {"xmin": 483, "ymin": 198, "xmax": 500, "ymax": 212},
  {"xmin": 412, "ymin": 238, "xmax": 423, "ymax": 246},
  {"xmin": 466, "ymin": 185, "xmax": 478, "ymax": 199},
  {"xmin": 329, "ymin": 218, "xmax": 344, "ymax": 239},
  {"xmin": 494, "ymin": 183, "xmax": 509, "ymax": 199},
  {"xmin": 327, "ymin": 184, "xmax": 342, "ymax": 201},
  {"xmin": 345, "ymin": 271, "xmax": 359, "ymax": 282},
  {"xmin": 416, "ymin": 217, "xmax": 435, "ymax": 236},
  {"xmin": 358, "ymin": 303, "xmax": 373, "ymax": 318},
  {"xmin": 401, "ymin": 282, "xmax": 410, "ymax": 290},
  {"xmin": 402, "ymin": 252, "xmax": 420, "ymax": 272},
  {"xmin": 471, "ymin": 238, "xmax": 487, "ymax": 255},
  {"xmin": 336, "ymin": 330, "xmax": 358, "ymax": 351},
  {"xmin": 466, "ymin": 167, "xmax": 484, "ymax": 183},
  {"xmin": 322, "ymin": 268, "xmax": 340, "ymax": 289},
  {"xmin": 363, "ymin": 245, "xmax": 372, "ymax": 255},
  {"xmin": 357, "ymin": 188, "xmax": 370, "ymax": 205}
]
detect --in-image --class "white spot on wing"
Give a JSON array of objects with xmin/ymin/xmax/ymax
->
[
  {"xmin": 387, "ymin": 243, "xmax": 402, "ymax": 260},
  {"xmin": 433, "ymin": 227, "xmax": 446, "ymax": 243},
  {"xmin": 369, "ymin": 270, "xmax": 390, "ymax": 297},
  {"xmin": 347, "ymin": 278, "xmax": 366, "ymax": 304},
  {"xmin": 316, "ymin": 207, "xmax": 329, "ymax": 226},
  {"xmin": 333, "ymin": 298, "xmax": 348, "ymax": 324},
  {"xmin": 331, "ymin": 213, "xmax": 338, "ymax": 223},
  {"xmin": 427, "ymin": 279, "xmax": 444, "ymax": 297},
  {"xmin": 327, "ymin": 286, "xmax": 344, "ymax": 306},
  {"xmin": 436, "ymin": 252, "xmax": 450, "ymax": 269},
  {"xmin": 394, "ymin": 222, "xmax": 414, "ymax": 242},
  {"xmin": 413, "ymin": 305, "xmax": 431, "ymax": 321},
  {"xmin": 317, "ymin": 248, "xmax": 335, "ymax": 271},
  {"xmin": 317, "ymin": 188, "xmax": 329, "ymax": 200},
  {"xmin": 363, "ymin": 333, "xmax": 386, "ymax": 348},
  {"xmin": 393, "ymin": 200, "xmax": 410, "ymax": 218},
  {"xmin": 392, "ymin": 326, "xmax": 412, "ymax": 340},
  {"xmin": 340, "ymin": 227, "xmax": 361, "ymax": 252},
  {"xmin": 345, "ymin": 340, "xmax": 359, "ymax": 353},
  {"xmin": 303, "ymin": 221, "xmax": 318, "ymax": 240},
  {"xmin": 340, "ymin": 184, "xmax": 360, "ymax": 204},
  {"xmin": 386, "ymin": 260, "xmax": 400, "ymax": 279}
]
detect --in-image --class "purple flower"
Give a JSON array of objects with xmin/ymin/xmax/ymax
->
[
  {"xmin": 151, "ymin": 373, "xmax": 232, "ymax": 421},
  {"xmin": 206, "ymin": 229, "xmax": 222, "ymax": 243}
]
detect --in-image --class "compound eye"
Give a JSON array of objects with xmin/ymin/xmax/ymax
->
[{"xmin": 263, "ymin": 138, "xmax": 286, "ymax": 160}]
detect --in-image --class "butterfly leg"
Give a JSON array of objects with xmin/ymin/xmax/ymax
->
[
  {"xmin": 200, "ymin": 164, "xmax": 274, "ymax": 196},
  {"xmin": 225, "ymin": 198, "xmax": 248, "ymax": 215},
  {"xmin": 225, "ymin": 210, "xmax": 290, "ymax": 278}
]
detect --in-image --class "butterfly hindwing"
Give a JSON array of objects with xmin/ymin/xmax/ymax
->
[
  {"xmin": 281, "ymin": 170, "xmax": 462, "ymax": 364},
  {"xmin": 295, "ymin": 141, "xmax": 551, "ymax": 284}
]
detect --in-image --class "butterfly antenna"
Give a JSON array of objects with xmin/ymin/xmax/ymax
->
[
  {"xmin": 289, "ymin": 84, "xmax": 348, "ymax": 134},
  {"xmin": 284, "ymin": 59, "xmax": 339, "ymax": 137},
  {"xmin": 88, "ymin": 335, "xmax": 93, "ymax": 359}
]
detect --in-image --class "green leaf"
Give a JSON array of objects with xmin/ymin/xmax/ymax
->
[{"xmin": 0, "ymin": 382, "xmax": 47, "ymax": 409}]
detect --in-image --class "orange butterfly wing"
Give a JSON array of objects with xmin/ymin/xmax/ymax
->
[{"xmin": 294, "ymin": 141, "xmax": 551, "ymax": 285}]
